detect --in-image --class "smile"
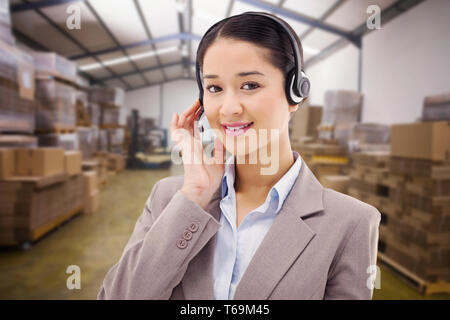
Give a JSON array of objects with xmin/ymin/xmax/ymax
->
[{"xmin": 222, "ymin": 122, "xmax": 254, "ymax": 136}]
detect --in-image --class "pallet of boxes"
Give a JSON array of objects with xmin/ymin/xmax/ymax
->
[
  {"xmin": 290, "ymin": 91, "xmax": 364, "ymax": 191},
  {"xmin": 0, "ymin": 147, "xmax": 85, "ymax": 248},
  {"xmin": 32, "ymin": 53, "xmax": 100, "ymax": 216},
  {"xmin": 340, "ymin": 123, "xmax": 390, "ymax": 197},
  {"xmin": 349, "ymin": 94, "xmax": 450, "ymax": 295},
  {"xmin": 87, "ymin": 87, "xmax": 126, "ymax": 187}
]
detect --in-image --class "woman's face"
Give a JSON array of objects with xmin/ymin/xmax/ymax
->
[{"xmin": 202, "ymin": 38, "xmax": 297, "ymax": 158}]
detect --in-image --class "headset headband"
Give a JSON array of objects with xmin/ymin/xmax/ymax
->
[{"xmin": 196, "ymin": 11, "xmax": 308, "ymax": 109}]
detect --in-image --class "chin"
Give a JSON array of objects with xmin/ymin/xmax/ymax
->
[{"xmin": 224, "ymin": 140, "xmax": 270, "ymax": 165}]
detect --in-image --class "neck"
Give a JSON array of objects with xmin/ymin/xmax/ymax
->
[{"xmin": 234, "ymin": 132, "xmax": 294, "ymax": 196}]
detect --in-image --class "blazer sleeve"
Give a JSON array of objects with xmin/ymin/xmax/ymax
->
[
  {"xmin": 324, "ymin": 207, "xmax": 381, "ymax": 300},
  {"xmin": 97, "ymin": 180, "xmax": 222, "ymax": 299}
]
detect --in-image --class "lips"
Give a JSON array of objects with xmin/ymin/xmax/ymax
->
[{"xmin": 222, "ymin": 122, "xmax": 254, "ymax": 136}]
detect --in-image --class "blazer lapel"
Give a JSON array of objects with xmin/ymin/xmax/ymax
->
[
  {"xmin": 182, "ymin": 158, "xmax": 324, "ymax": 300},
  {"xmin": 181, "ymin": 185, "xmax": 222, "ymax": 299},
  {"xmin": 233, "ymin": 159, "xmax": 324, "ymax": 300}
]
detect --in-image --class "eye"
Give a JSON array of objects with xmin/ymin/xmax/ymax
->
[
  {"xmin": 242, "ymin": 82, "xmax": 260, "ymax": 90},
  {"xmin": 206, "ymin": 85, "xmax": 221, "ymax": 93}
]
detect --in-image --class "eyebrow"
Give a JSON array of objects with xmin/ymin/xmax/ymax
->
[{"xmin": 203, "ymin": 71, "xmax": 265, "ymax": 79}]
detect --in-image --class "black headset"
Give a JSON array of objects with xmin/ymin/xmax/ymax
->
[{"xmin": 195, "ymin": 11, "xmax": 310, "ymax": 118}]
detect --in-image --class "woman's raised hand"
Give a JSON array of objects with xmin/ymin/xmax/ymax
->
[{"xmin": 170, "ymin": 99, "xmax": 225, "ymax": 210}]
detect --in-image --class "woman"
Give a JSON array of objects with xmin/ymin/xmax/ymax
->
[{"xmin": 98, "ymin": 12, "xmax": 381, "ymax": 300}]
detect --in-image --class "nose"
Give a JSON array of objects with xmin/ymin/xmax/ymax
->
[{"xmin": 220, "ymin": 91, "xmax": 243, "ymax": 118}]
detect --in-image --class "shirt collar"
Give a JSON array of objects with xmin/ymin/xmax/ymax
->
[{"xmin": 221, "ymin": 151, "xmax": 302, "ymax": 213}]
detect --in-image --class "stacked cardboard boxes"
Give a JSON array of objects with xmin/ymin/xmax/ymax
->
[
  {"xmin": 347, "ymin": 123, "xmax": 390, "ymax": 152},
  {"xmin": 83, "ymin": 155, "xmax": 108, "ymax": 188},
  {"xmin": 319, "ymin": 175, "xmax": 350, "ymax": 194},
  {"xmin": 349, "ymin": 122, "xmax": 450, "ymax": 285},
  {"xmin": 15, "ymin": 148, "xmax": 64, "ymax": 177},
  {"xmin": 0, "ymin": 0, "xmax": 15, "ymax": 46},
  {"xmin": 293, "ymin": 141, "xmax": 349, "ymax": 181},
  {"xmin": 318, "ymin": 90, "xmax": 363, "ymax": 147},
  {"xmin": 0, "ymin": 135, "xmax": 37, "ymax": 150},
  {"xmin": 88, "ymin": 87, "xmax": 124, "ymax": 155},
  {"xmin": 106, "ymin": 153, "xmax": 125, "ymax": 173},
  {"xmin": 89, "ymin": 87, "xmax": 124, "ymax": 108},
  {"xmin": 64, "ymin": 151, "xmax": 82, "ymax": 176},
  {"xmin": 33, "ymin": 52, "xmax": 78, "ymax": 133},
  {"xmin": 106, "ymin": 127, "xmax": 125, "ymax": 154},
  {"xmin": 76, "ymin": 126, "xmax": 99, "ymax": 160},
  {"xmin": 89, "ymin": 87, "xmax": 123, "ymax": 129},
  {"xmin": 0, "ymin": 147, "xmax": 84, "ymax": 246},
  {"xmin": 87, "ymin": 102, "xmax": 101, "ymax": 127},
  {"xmin": 35, "ymin": 78, "xmax": 76, "ymax": 132},
  {"xmin": 386, "ymin": 121, "xmax": 450, "ymax": 283},
  {"xmin": 32, "ymin": 52, "xmax": 77, "ymax": 84},
  {"xmin": 348, "ymin": 151, "xmax": 403, "ymax": 219},
  {"xmin": 421, "ymin": 93, "xmax": 450, "ymax": 121},
  {"xmin": 36, "ymin": 132, "xmax": 79, "ymax": 150},
  {"xmin": 289, "ymin": 105, "xmax": 322, "ymax": 144},
  {"xmin": 0, "ymin": 173, "xmax": 84, "ymax": 245},
  {"xmin": 0, "ymin": 40, "xmax": 35, "ymax": 133},
  {"xmin": 83, "ymin": 170, "xmax": 98, "ymax": 215},
  {"xmin": 76, "ymin": 88, "xmax": 90, "ymax": 127}
]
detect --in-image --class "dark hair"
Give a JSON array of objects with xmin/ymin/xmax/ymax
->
[{"xmin": 197, "ymin": 11, "xmax": 305, "ymax": 90}]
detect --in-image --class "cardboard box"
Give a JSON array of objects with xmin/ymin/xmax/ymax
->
[
  {"xmin": 320, "ymin": 175, "xmax": 350, "ymax": 194},
  {"xmin": 107, "ymin": 153, "xmax": 125, "ymax": 172},
  {"xmin": 64, "ymin": 151, "xmax": 81, "ymax": 175},
  {"xmin": 291, "ymin": 105, "xmax": 323, "ymax": 142},
  {"xmin": 84, "ymin": 190, "xmax": 99, "ymax": 215},
  {"xmin": 32, "ymin": 52, "xmax": 77, "ymax": 84},
  {"xmin": 0, "ymin": 148, "xmax": 14, "ymax": 180},
  {"xmin": 83, "ymin": 170, "xmax": 98, "ymax": 196},
  {"xmin": 15, "ymin": 148, "xmax": 64, "ymax": 177},
  {"xmin": 422, "ymin": 93, "xmax": 450, "ymax": 121},
  {"xmin": 391, "ymin": 121, "xmax": 450, "ymax": 161},
  {"xmin": 18, "ymin": 53, "xmax": 35, "ymax": 101}
]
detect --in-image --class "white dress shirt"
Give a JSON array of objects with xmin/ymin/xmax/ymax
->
[{"xmin": 213, "ymin": 150, "xmax": 303, "ymax": 299}]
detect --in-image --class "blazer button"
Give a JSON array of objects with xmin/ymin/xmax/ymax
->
[
  {"xmin": 177, "ymin": 238, "xmax": 187, "ymax": 249},
  {"xmin": 183, "ymin": 230, "xmax": 193, "ymax": 241},
  {"xmin": 188, "ymin": 222, "xmax": 199, "ymax": 233}
]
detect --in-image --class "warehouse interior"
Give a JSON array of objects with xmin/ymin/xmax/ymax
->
[{"xmin": 0, "ymin": 0, "xmax": 449, "ymax": 300}]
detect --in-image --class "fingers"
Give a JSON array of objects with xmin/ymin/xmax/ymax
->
[
  {"xmin": 171, "ymin": 99, "xmax": 202, "ymax": 146},
  {"xmin": 178, "ymin": 100, "xmax": 200, "ymax": 127}
]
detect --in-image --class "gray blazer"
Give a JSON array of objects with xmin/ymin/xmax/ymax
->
[{"xmin": 98, "ymin": 158, "xmax": 381, "ymax": 300}]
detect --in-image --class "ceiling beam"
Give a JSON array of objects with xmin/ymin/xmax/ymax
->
[
  {"xmin": 237, "ymin": 0, "xmax": 360, "ymax": 46},
  {"xmin": 304, "ymin": 0, "xmax": 425, "ymax": 69},
  {"xmin": 17, "ymin": 0, "xmax": 131, "ymax": 89},
  {"xmin": 126, "ymin": 76, "xmax": 196, "ymax": 92},
  {"xmin": 177, "ymin": 6, "xmax": 189, "ymax": 79},
  {"xmin": 84, "ymin": 0, "xmax": 149, "ymax": 86},
  {"xmin": 92, "ymin": 61, "xmax": 196, "ymax": 84},
  {"xmin": 69, "ymin": 33, "xmax": 201, "ymax": 60},
  {"xmin": 11, "ymin": 0, "xmax": 84, "ymax": 13},
  {"xmin": 134, "ymin": 0, "xmax": 168, "ymax": 83},
  {"xmin": 226, "ymin": 0, "xmax": 235, "ymax": 18},
  {"xmin": 300, "ymin": 0, "xmax": 347, "ymax": 40},
  {"xmin": 187, "ymin": 0, "xmax": 193, "ymax": 78}
]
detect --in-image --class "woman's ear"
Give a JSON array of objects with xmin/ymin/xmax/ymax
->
[{"xmin": 288, "ymin": 104, "xmax": 299, "ymax": 113}]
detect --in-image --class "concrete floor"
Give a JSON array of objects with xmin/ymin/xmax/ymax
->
[{"xmin": 0, "ymin": 166, "xmax": 448, "ymax": 300}]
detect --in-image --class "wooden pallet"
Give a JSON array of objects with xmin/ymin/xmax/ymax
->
[
  {"xmin": 378, "ymin": 252, "xmax": 450, "ymax": 295},
  {"xmin": 100, "ymin": 124, "xmax": 121, "ymax": 129},
  {"xmin": 34, "ymin": 127, "xmax": 76, "ymax": 135},
  {"xmin": 35, "ymin": 73, "xmax": 78, "ymax": 88},
  {"xmin": 31, "ymin": 206, "xmax": 82, "ymax": 242}
]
